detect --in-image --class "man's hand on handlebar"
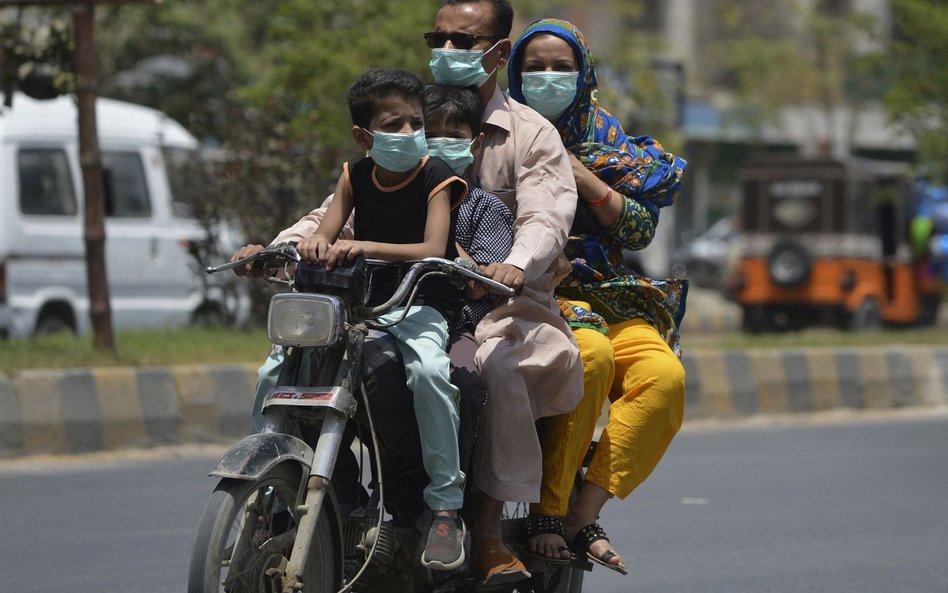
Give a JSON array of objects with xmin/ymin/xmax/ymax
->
[
  {"xmin": 479, "ymin": 262, "xmax": 525, "ymax": 291},
  {"xmin": 230, "ymin": 244, "xmax": 265, "ymax": 277}
]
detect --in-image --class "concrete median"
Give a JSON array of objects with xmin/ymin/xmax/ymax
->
[{"xmin": 2, "ymin": 346, "xmax": 947, "ymax": 458}]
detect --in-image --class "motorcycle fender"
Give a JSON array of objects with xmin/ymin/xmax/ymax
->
[{"xmin": 210, "ymin": 432, "xmax": 314, "ymax": 480}]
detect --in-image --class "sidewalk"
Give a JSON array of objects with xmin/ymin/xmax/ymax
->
[{"xmin": 3, "ymin": 343, "xmax": 947, "ymax": 458}]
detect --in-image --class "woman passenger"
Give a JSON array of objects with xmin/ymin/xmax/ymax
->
[{"xmin": 507, "ymin": 18, "xmax": 688, "ymax": 574}]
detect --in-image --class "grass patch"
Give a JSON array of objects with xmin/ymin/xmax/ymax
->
[
  {"xmin": 0, "ymin": 327, "xmax": 270, "ymax": 375},
  {"xmin": 3, "ymin": 325, "xmax": 946, "ymax": 375}
]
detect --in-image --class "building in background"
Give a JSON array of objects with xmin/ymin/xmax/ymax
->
[{"xmin": 530, "ymin": 0, "xmax": 915, "ymax": 277}]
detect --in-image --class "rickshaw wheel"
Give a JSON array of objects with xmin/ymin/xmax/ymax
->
[
  {"xmin": 741, "ymin": 305, "xmax": 768, "ymax": 334},
  {"xmin": 849, "ymin": 297, "xmax": 882, "ymax": 332}
]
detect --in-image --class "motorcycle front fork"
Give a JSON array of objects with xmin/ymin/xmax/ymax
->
[{"xmin": 281, "ymin": 409, "xmax": 347, "ymax": 592}]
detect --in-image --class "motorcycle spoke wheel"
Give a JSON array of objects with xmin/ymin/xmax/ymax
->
[{"xmin": 188, "ymin": 464, "xmax": 339, "ymax": 593}]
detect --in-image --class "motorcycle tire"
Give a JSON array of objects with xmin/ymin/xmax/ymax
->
[{"xmin": 187, "ymin": 463, "xmax": 340, "ymax": 593}]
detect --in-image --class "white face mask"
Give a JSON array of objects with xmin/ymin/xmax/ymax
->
[{"xmin": 520, "ymin": 71, "xmax": 579, "ymax": 121}]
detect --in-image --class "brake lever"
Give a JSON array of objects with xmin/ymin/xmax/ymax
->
[{"xmin": 205, "ymin": 243, "xmax": 300, "ymax": 275}]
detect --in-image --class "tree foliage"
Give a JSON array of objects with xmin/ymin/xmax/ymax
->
[
  {"xmin": 885, "ymin": 0, "xmax": 948, "ymax": 183},
  {"xmin": 709, "ymin": 0, "xmax": 885, "ymax": 153},
  {"xmin": 0, "ymin": 9, "xmax": 74, "ymax": 105}
]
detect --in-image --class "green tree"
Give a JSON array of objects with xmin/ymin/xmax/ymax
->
[
  {"xmin": 885, "ymin": 0, "xmax": 948, "ymax": 183},
  {"xmin": 709, "ymin": 0, "xmax": 885, "ymax": 156}
]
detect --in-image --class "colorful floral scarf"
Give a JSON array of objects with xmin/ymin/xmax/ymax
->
[
  {"xmin": 509, "ymin": 18, "xmax": 689, "ymax": 352},
  {"xmin": 508, "ymin": 18, "xmax": 686, "ymax": 214}
]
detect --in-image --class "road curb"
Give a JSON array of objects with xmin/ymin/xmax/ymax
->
[{"xmin": 2, "ymin": 346, "xmax": 947, "ymax": 457}]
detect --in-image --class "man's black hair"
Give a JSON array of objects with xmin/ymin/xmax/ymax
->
[
  {"xmin": 346, "ymin": 67, "xmax": 425, "ymax": 129},
  {"xmin": 442, "ymin": 0, "xmax": 514, "ymax": 38},
  {"xmin": 423, "ymin": 85, "xmax": 483, "ymax": 136}
]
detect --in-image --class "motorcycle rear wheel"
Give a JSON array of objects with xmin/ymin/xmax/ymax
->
[{"xmin": 188, "ymin": 463, "xmax": 340, "ymax": 593}]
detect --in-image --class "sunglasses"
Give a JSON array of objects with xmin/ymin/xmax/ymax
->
[{"xmin": 424, "ymin": 31, "xmax": 502, "ymax": 50}]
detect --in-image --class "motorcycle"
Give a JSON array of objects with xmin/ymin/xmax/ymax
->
[{"xmin": 188, "ymin": 243, "xmax": 591, "ymax": 593}]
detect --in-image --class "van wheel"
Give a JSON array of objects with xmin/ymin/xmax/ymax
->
[
  {"xmin": 849, "ymin": 297, "xmax": 882, "ymax": 332},
  {"xmin": 35, "ymin": 312, "xmax": 74, "ymax": 336}
]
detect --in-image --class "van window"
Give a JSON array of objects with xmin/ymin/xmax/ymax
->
[
  {"xmin": 17, "ymin": 148, "xmax": 78, "ymax": 216},
  {"xmin": 102, "ymin": 151, "xmax": 151, "ymax": 217}
]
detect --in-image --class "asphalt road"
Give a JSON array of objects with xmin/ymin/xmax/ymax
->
[{"xmin": 1, "ymin": 410, "xmax": 946, "ymax": 593}]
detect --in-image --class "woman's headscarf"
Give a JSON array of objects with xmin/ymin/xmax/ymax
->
[{"xmin": 508, "ymin": 18, "xmax": 686, "ymax": 213}]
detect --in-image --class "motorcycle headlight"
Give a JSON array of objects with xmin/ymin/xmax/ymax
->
[{"xmin": 267, "ymin": 293, "xmax": 345, "ymax": 348}]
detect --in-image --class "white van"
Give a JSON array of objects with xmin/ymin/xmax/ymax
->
[{"xmin": 0, "ymin": 93, "xmax": 248, "ymax": 338}]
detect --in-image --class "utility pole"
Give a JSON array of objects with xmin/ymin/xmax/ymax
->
[{"xmin": 0, "ymin": 0, "xmax": 155, "ymax": 350}]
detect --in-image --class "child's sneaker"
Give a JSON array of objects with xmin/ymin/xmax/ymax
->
[{"xmin": 421, "ymin": 513, "xmax": 466, "ymax": 571}]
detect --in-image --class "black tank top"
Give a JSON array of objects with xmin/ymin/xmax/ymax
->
[{"xmin": 345, "ymin": 156, "xmax": 466, "ymax": 319}]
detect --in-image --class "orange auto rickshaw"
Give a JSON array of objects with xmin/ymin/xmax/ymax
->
[{"xmin": 730, "ymin": 157, "xmax": 941, "ymax": 332}]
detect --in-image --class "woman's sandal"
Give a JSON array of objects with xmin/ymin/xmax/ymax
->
[
  {"xmin": 569, "ymin": 523, "xmax": 628, "ymax": 575},
  {"xmin": 525, "ymin": 515, "xmax": 571, "ymax": 564}
]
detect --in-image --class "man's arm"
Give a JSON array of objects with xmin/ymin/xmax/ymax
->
[
  {"xmin": 271, "ymin": 193, "xmax": 355, "ymax": 245},
  {"xmin": 229, "ymin": 193, "xmax": 355, "ymax": 276},
  {"xmin": 504, "ymin": 122, "xmax": 577, "ymax": 283}
]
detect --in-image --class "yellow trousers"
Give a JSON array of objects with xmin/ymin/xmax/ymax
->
[{"xmin": 533, "ymin": 317, "xmax": 685, "ymax": 516}]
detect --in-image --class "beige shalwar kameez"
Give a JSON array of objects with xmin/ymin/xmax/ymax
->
[{"xmin": 470, "ymin": 86, "xmax": 584, "ymax": 503}]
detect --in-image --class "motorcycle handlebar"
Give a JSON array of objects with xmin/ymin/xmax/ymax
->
[
  {"xmin": 359, "ymin": 256, "xmax": 518, "ymax": 318},
  {"xmin": 206, "ymin": 244, "xmax": 519, "ymax": 315}
]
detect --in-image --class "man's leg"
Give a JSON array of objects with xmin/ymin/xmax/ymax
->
[{"xmin": 448, "ymin": 331, "xmax": 487, "ymax": 477}]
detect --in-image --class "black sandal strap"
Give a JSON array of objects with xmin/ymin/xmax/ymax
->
[
  {"xmin": 572, "ymin": 522, "xmax": 610, "ymax": 552},
  {"xmin": 525, "ymin": 514, "xmax": 565, "ymax": 538}
]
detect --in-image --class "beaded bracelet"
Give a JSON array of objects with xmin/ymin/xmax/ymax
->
[{"xmin": 586, "ymin": 185, "xmax": 612, "ymax": 208}]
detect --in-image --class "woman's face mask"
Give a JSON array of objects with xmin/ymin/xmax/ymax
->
[
  {"xmin": 429, "ymin": 41, "xmax": 501, "ymax": 88},
  {"xmin": 427, "ymin": 137, "xmax": 475, "ymax": 175},
  {"xmin": 520, "ymin": 71, "xmax": 579, "ymax": 121},
  {"xmin": 365, "ymin": 128, "xmax": 428, "ymax": 172}
]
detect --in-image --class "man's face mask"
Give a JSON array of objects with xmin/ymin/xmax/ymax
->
[
  {"xmin": 520, "ymin": 71, "xmax": 579, "ymax": 121},
  {"xmin": 429, "ymin": 41, "xmax": 501, "ymax": 88},
  {"xmin": 427, "ymin": 137, "xmax": 475, "ymax": 175},
  {"xmin": 364, "ymin": 128, "xmax": 428, "ymax": 173}
]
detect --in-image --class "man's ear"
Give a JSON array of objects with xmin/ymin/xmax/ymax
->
[
  {"xmin": 471, "ymin": 131, "xmax": 485, "ymax": 156},
  {"xmin": 352, "ymin": 126, "xmax": 373, "ymax": 151},
  {"xmin": 494, "ymin": 38, "xmax": 512, "ymax": 68}
]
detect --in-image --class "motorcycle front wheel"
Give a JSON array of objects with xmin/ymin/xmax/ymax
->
[{"xmin": 187, "ymin": 463, "xmax": 340, "ymax": 593}]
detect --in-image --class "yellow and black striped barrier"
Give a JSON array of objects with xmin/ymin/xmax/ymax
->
[{"xmin": 2, "ymin": 347, "xmax": 947, "ymax": 457}]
